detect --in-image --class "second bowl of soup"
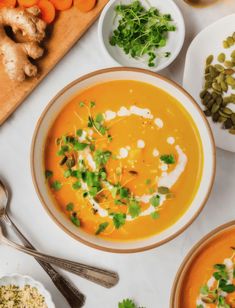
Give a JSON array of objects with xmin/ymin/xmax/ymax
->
[{"xmin": 31, "ymin": 68, "xmax": 215, "ymax": 252}]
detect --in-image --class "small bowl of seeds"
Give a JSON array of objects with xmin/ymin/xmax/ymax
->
[
  {"xmin": 183, "ymin": 14, "xmax": 235, "ymax": 152},
  {"xmin": 0, "ymin": 274, "xmax": 55, "ymax": 308}
]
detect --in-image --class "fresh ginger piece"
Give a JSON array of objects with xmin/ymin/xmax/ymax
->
[
  {"xmin": 37, "ymin": 0, "xmax": 55, "ymax": 23},
  {"xmin": 0, "ymin": 6, "xmax": 46, "ymax": 81},
  {"xmin": 0, "ymin": 0, "xmax": 16, "ymax": 8},
  {"xmin": 49, "ymin": 0, "xmax": 72, "ymax": 11},
  {"xmin": 74, "ymin": 0, "xmax": 97, "ymax": 12},
  {"xmin": 17, "ymin": 0, "xmax": 38, "ymax": 7}
]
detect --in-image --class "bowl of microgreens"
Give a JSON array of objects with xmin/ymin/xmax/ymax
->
[{"xmin": 98, "ymin": 0, "xmax": 185, "ymax": 71}]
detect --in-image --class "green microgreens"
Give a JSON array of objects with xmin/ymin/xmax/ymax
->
[
  {"xmin": 66, "ymin": 203, "xmax": 74, "ymax": 212},
  {"xmin": 76, "ymin": 129, "xmax": 83, "ymax": 137},
  {"xmin": 64, "ymin": 169, "xmax": 72, "ymax": 178},
  {"xmin": 90, "ymin": 101, "xmax": 96, "ymax": 108},
  {"xmin": 79, "ymin": 101, "xmax": 85, "ymax": 107},
  {"xmin": 45, "ymin": 170, "xmax": 53, "ymax": 179},
  {"xmin": 150, "ymin": 195, "xmax": 160, "ymax": 207},
  {"xmin": 74, "ymin": 141, "xmax": 89, "ymax": 151},
  {"xmin": 72, "ymin": 181, "xmax": 82, "ymax": 190},
  {"xmin": 199, "ymin": 248, "xmax": 235, "ymax": 306},
  {"xmin": 87, "ymin": 114, "xmax": 108, "ymax": 136},
  {"xmin": 128, "ymin": 199, "xmax": 141, "ymax": 218},
  {"xmin": 112, "ymin": 213, "xmax": 126, "ymax": 229},
  {"xmin": 51, "ymin": 180, "xmax": 62, "ymax": 191},
  {"xmin": 118, "ymin": 298, "xmax": 144, "ymax": 308},
  {"xmin": 95, "ymin": 222, "xmax": 109, "ymax": 235},
  {"xmin": 150, "ymin": 212, "xmax": 159, "ymax": 220},
  {"xmin": 160, "ymin": 154, "xmax": 175, "ymax": 164},
  {"xmin": 110, "ymin": 1, "xmax": 176, "ymax": 67},
  {"xmin": 94, "ymin": 150, "xmax": 112, "ymax": 168},
  {"xmin": 70, "ymin": 213, "xmax": 80, "ymax": 227}
]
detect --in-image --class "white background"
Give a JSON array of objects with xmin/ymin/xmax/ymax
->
[{"xmin": 0, "ymin": 1, "xmax": 235, "ymax": 307}]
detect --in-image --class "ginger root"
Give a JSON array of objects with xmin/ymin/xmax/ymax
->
[{"xmin": 0, "ymin": 6, "xmax": 47, "ymax": 82}]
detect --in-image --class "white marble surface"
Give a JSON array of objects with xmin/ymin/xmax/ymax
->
[{"xmin": 0, "ymin": 1, "xmax": 235, "ymax": 307}]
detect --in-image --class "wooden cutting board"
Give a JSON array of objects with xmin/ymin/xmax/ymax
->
[{"xmin": 0, "ymin": 1, "xmax": 109, "ymax": 125}]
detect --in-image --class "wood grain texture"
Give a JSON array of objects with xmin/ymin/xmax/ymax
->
[{"xmin": 0, "ymin": 0, "xmax": 109, "ymax": 125}]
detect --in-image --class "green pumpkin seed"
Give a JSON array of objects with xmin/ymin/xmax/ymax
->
[
  {"xmin": 218, "ymin": 116, "xmax": 226, "ymax": 123},
  {"xmin": 217, "ymin": 53, "xmax": 225, "ymax": 63},
  {"xmin": 217, "ymin": 73, "xmax": 225, "ymax": 83},
  {"xmin": 226, "ymin": 76, "xmax": 235, "ymax": 86},
  {"xmin": 211, "ymin": 92, "xmax": 218, "ymax": 99},
  {"xmin": 223, "ymin": 118, "xmax": 233, "ymax": 129},
  {"xmin": 233, "ymin": 32, "xmax": 235, "ymax": 40},
  {"xmin": 211, "ymin": 104, "xmax": 220, "ymax": 114},
  {"xmin": 231, "ymin": 113, "xmax": 235, "ymax": 124},
  {"xmin": 204, "ymin": 81, "xmax": 212, "ymax": 89},
  {"xmin": 227, "ymin": 36, "xmax": 234, "ymax": 46},
  {"xmin": 207, "ymin": 99, "xmax": 215, "ymax": 109},
  {"xmin": 221, "ymin": 81, "xmax": 228, "ymax": 92},
  {"xmin": 204, "ymin": 109, "xmax": 211, "ymax": 117},
  {"xmin": 216, "ymin": 96, "xmax": 223, "ymax": 105},
  {"xmin": 200, "ymin": 89, "xmax": 208, "ymax": 99},
  {"xmin": 222, "ymin": 107, "xmax": 233, "ymax": 115},
  {"xmin": 206, "ymin": 55, "xmax": 214, "ymax": 65},
  {"xmin": 214, "ymin": 64, "xmax": 224, "ymax": 72},
  {"xmin": 223, "ymin": 40, "xmax": 229, "ymax": 49},
  {"xmin": 231, "ymin": 50, "xmax": 235, "ymax": 59},
  {"xmin": 224, "ymin": 60, "xmax": 233, "ymax": 68},
  {"xmin": 158, "ymin": 186, "xmax": 170, "ymax": 194},
  {"xmin": 212, "ymin": 82, "xmax": 221, "ymax": 92},
  {"xmin": 229, "ymin": 129, "xmax": 235, "ymax": 135},
  {"xmin": 212, "ymin": 112, "xmax": 220, "ymax": 122},
  {"xmin": 219, "ymin": 110, "xmax": 230, "ymax": 118}
]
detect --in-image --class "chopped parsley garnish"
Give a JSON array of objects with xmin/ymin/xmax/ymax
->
[
  {"xmin": 70, "ymin": 214, "xmax": 80, "ymax": 227},
  {"xmin": 76, "ymin": 129, "xmax": 83, "ymax": 137},
  {"xmin": 95, "ymin": 222, "xmax": 109, "ymax": 235},
  {"xmin": 45, "ymin": 170, "xmax": 53, "ymax": 179},
  {"xmin": 118, "ymin": 298, "xmax": 143, "ymax": 308},
  {"xmin": 57, "ymin": 145, "xmax": 69, "ymax": 156},
  {"xmin": 90, "ymin": 101, "xmax": 96, "ymax": 108},
  {"xmin": 160, "ymin": 154, "xmax": 175, "ymax": 164},
  {"xmin": 150, "ymin": 212, "xmax": 159, "ymax": 220},
  {"xmin": 150, "ymin": 195, "xmax": 160, "ymax": 207},
  {"xmin": 66, "ymin": 203, "xmax": 74, "ymax": 211},
  {"xmin": 88, "ymin": 114, "xmax": 108, "ymax": 136},
  {"xmin": 112, "ymin": 213, "xmax": 126, "ymax": 229},
  {"xmin": 128, "ymin": 199, "xmax": 141, "ymax": 218},
  {"xmin": 94, "ymin": 150, "xmax": 112, "ymax": 167},
  {"xmin": 51, "ymin": 180, "xmax": 62, "ymax": 191},
  {"xmin": 74, "ymin": 141, "xmax": 88, "ymax": 151},
  {"xmin": 72, "ymin": 181, "xmax": 82, "ymax": 190}
]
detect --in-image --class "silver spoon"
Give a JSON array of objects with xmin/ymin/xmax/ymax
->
[
  {"xmin": 0, "ymin": 180, "xmax": 85, "ymax": 308},
  {"xmin": 0, "ymin": 180, "xmax": 119, "ymax": 290}
]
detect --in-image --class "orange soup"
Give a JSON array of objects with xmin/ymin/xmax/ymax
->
[
  {"xmin": 179, "ymin": 226, "xmax": 235, "ymax": 308},
  {"xmin": 44, "ymin": 80, "xmax": 203, "ymax": 241}
]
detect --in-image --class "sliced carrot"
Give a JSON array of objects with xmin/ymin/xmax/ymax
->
[
  {"xmin": 17, "ymin": 0, "xmax": 38, "ymax": 7},
  {"xmin": 37, "ymin": 0, "xmax": 55, "ymax": 23},
  {"xmin": 73, "ymin": 0, "xmax": 97, "ymax": 13},
  {"xmin": 49, "ymin": 0, "xmax": 72, "ymax": 11},
  {"xmin": 0, "ymin": 0, "xmax": 16, "ymax": 8}
]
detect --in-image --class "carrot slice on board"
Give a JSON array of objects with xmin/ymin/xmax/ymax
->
[
  {"xmin": 0, "ymin": 0, "xmax": 16, "ymax": 8},
  {"xmin": 17, "ymin": 0, "xmax": 38, "ymax": 7},
  {"xmin": 49, "ymin": 0, "xmax": 72, "ymax": 11},
  {"xmin": 37, "ymin": 0, "xmax": 55, "ymax": 23},
  {"xmin": 73, "ymin": 0, "xmax": 97, "ymax": 12}
]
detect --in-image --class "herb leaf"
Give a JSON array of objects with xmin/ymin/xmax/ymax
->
[
  {"xmin": 160, "ymin": 154, "xmax": 175, "ymax": 164},
  {"xmin": 51, "ymin": 180, "xmax": 62, "ymax": 191},
  {"xmin": 112, "ymin": 213, "xmax": 126, "ymax": 229},
  {"xmin": 150, "ymin": 195, "xmax": 160, "ymax": 207},
  {"xmin": 128, "ymin": 200, "xmax": 141, "ymax": 218},
  {"xmin": 95, "ymin": 222, "xmax": 109, "ymax": 235}
]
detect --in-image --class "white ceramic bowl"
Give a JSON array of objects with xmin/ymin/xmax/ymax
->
[
  {"xmin": 98, "ymin": 0, "xmax": 185, "ymax": 71},
  {"xmin": 0, "ymin": 274, "xmax": 55, "ymax": 308},
  {"xmin": 183, "ymin": 14, "xmax": 235, "ymax": 152},
  {"xmin": 31, "ymin": 68, "xmax": 215, "ymax": 253}
]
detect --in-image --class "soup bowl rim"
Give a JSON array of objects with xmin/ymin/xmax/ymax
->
[{"xmin": 31, "ymin": 67, "xmax": 216, "ymax": 253}]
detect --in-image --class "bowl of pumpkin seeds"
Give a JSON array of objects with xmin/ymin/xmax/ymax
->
[{"xmin": 183, "ymin": 14, "xmax": 235, "ymax": 152}]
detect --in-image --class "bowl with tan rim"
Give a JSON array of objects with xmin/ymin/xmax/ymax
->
[
  {"xmin": 170, "ymin": 221, "xmax": 235, "ymax": 308},
  {"xmin": 31, "ymin": 67, "xmax": 215, "ymax": 253}
]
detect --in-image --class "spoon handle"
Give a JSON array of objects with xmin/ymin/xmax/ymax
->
[
  {"xmin": 5, "ymin": 215, "xmax": 85, "ymax": 308},
  {"xmin": 2, "ymin": 234, "xmax": 119, "ymax": 288}
]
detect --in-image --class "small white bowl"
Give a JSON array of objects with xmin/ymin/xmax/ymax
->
[
  {"xmin": 98, "ymin": 0, "xmax": 185, "ymax": 71},
  {"xmin": 0, "ymin": 274, "xmax": 55, "ymax": 308}
]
